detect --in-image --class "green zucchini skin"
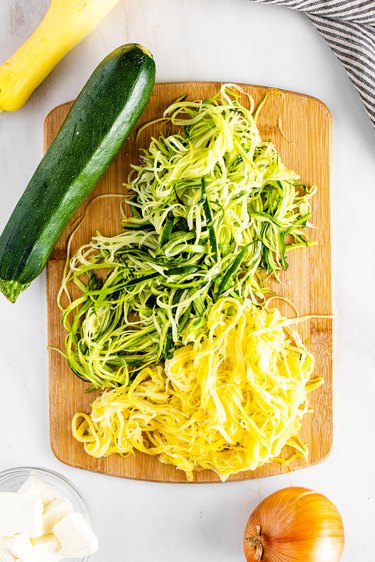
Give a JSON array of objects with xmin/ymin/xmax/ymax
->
[{"xmin": 0, "ymin": 43, "xmax": 155, "ymax": 302}]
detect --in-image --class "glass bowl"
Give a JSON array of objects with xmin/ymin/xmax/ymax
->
[{"xmin": 0, "ymin": 466, "xmax": 92, "ymax": 562}]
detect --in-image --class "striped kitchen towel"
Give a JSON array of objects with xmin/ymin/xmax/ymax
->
[{"xmin": 252, "ymin": 0, "xmax": 375, "ymax": 128}]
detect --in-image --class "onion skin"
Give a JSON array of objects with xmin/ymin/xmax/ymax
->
[{"xmin": 243, "ymin": 487, "xmax": 344, "ymax": 562}]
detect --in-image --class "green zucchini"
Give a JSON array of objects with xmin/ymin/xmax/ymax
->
[{"xmin": 0, "ymin": 43, "xmax": 156, "ymax": 303}]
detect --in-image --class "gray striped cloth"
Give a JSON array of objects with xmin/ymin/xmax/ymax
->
[{"xmin": 252, "ymin": 0, "xmax": 375, "ymax": 127}]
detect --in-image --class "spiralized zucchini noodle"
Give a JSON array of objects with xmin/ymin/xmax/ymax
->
[
  {"xmin": 72, "ymin": 297, "xmax": 322, "ymax": 481},
  {"xmin": 61, "ymin": 84, "xmax": 316, "ymax": 389}
]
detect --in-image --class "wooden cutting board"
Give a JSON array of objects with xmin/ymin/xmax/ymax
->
[{"xmin": 46, "ymin": 82, "xmax": 333, "ymax": 483}]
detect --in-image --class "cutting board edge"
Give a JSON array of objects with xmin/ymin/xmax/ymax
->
[
  {"xmin": 48, "ymin": 432, "xmax": 334, "ymax": 484},
  {"xmin": 43, "ymin": 81, "xmax": 332, "ymax": 133}
]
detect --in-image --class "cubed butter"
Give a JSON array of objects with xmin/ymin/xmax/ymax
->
[
  {"xmin": 31, "ymin": 535, "xmax": 62, "ymax": 562},
  {"xmin": 43, "ymin": 497, "xmax": 73, "ymax": 535},
  {"xmin": 0, "ymin": 493, "xmax": 43, "ymax": 538},
  {"xmin": 18, "ymin": 477, "xmax": 61, "ymax": 507},
  {"xmin": 52, "ymin": 512, "xmax": 98, "ymax": 558},
  {"xmin": 3, "ymin": 535, "xmax": 35, "ymax": 561}
]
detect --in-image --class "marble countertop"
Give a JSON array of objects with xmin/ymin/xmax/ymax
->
[{"xmin": 1, "ymin": 1, "xmax": 374, "ymax": 560}]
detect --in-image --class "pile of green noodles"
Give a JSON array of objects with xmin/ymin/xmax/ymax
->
[{"xmin": 60, "ymin": 84, "xmax": 316, "ymax": 388}]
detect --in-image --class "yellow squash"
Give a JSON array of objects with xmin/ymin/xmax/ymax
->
[{"xmin": 0, "ymin": 0, "xmax": 121, "ymax": 111}]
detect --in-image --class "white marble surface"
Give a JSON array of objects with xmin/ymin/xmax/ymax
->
[{"xmin": 1, "ymin": 1, "xmax": 375, "ymax": 560}]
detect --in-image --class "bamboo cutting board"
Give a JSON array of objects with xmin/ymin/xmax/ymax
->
[{"xmin": 46, "ymin": 82, "xmax": 333, "ymax": 483}]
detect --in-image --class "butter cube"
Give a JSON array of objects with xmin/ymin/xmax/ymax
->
[
  {"xmin": 43, "ymin": 498, "xmax": 73, "ymax": 534},
  {"xmin": 0, "ymin": 494, "xmax": 43, "ymax": 538},
  {"xmin": 31, "ymin": 535, "xmax": 62, "ymax": 562},
  {"xmin": 52, "ymin": 513, "xmax": 98, "ymax": 558},
  {"xmin": 18, "ymin": 477, "xmax": 61, "ymax": 507},
  {"xmin": 3, "ymin": 535, "xmax": 35, "ymax": 561}
]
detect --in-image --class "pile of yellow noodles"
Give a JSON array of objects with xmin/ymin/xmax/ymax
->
[{"xmin": 72, "ymin": 297, "xmax": 321, "ymax": 481}]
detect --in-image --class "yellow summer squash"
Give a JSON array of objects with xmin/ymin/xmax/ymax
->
[{"xmin": 0, "ymin": 0, "xmax": 120, "ymax": 111}]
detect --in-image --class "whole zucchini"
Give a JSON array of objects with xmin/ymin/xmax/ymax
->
[{"xmin": 0, "ymin": 43, "xmax": 155, "ymax": 302}]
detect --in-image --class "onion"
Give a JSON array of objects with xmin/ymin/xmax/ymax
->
[{"xmin": 243, "ymin": 487, "xmax": 344, "ymax": 562}]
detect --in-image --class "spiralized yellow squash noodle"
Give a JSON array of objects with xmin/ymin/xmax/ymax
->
[{"xmin": 72, "ymin": 297, "xmax": 321, "ymax": 481}]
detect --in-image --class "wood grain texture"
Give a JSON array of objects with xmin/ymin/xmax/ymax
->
[{"xmin": 46, "ymin": 82, "xmax": 333, "ymax": 483}]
